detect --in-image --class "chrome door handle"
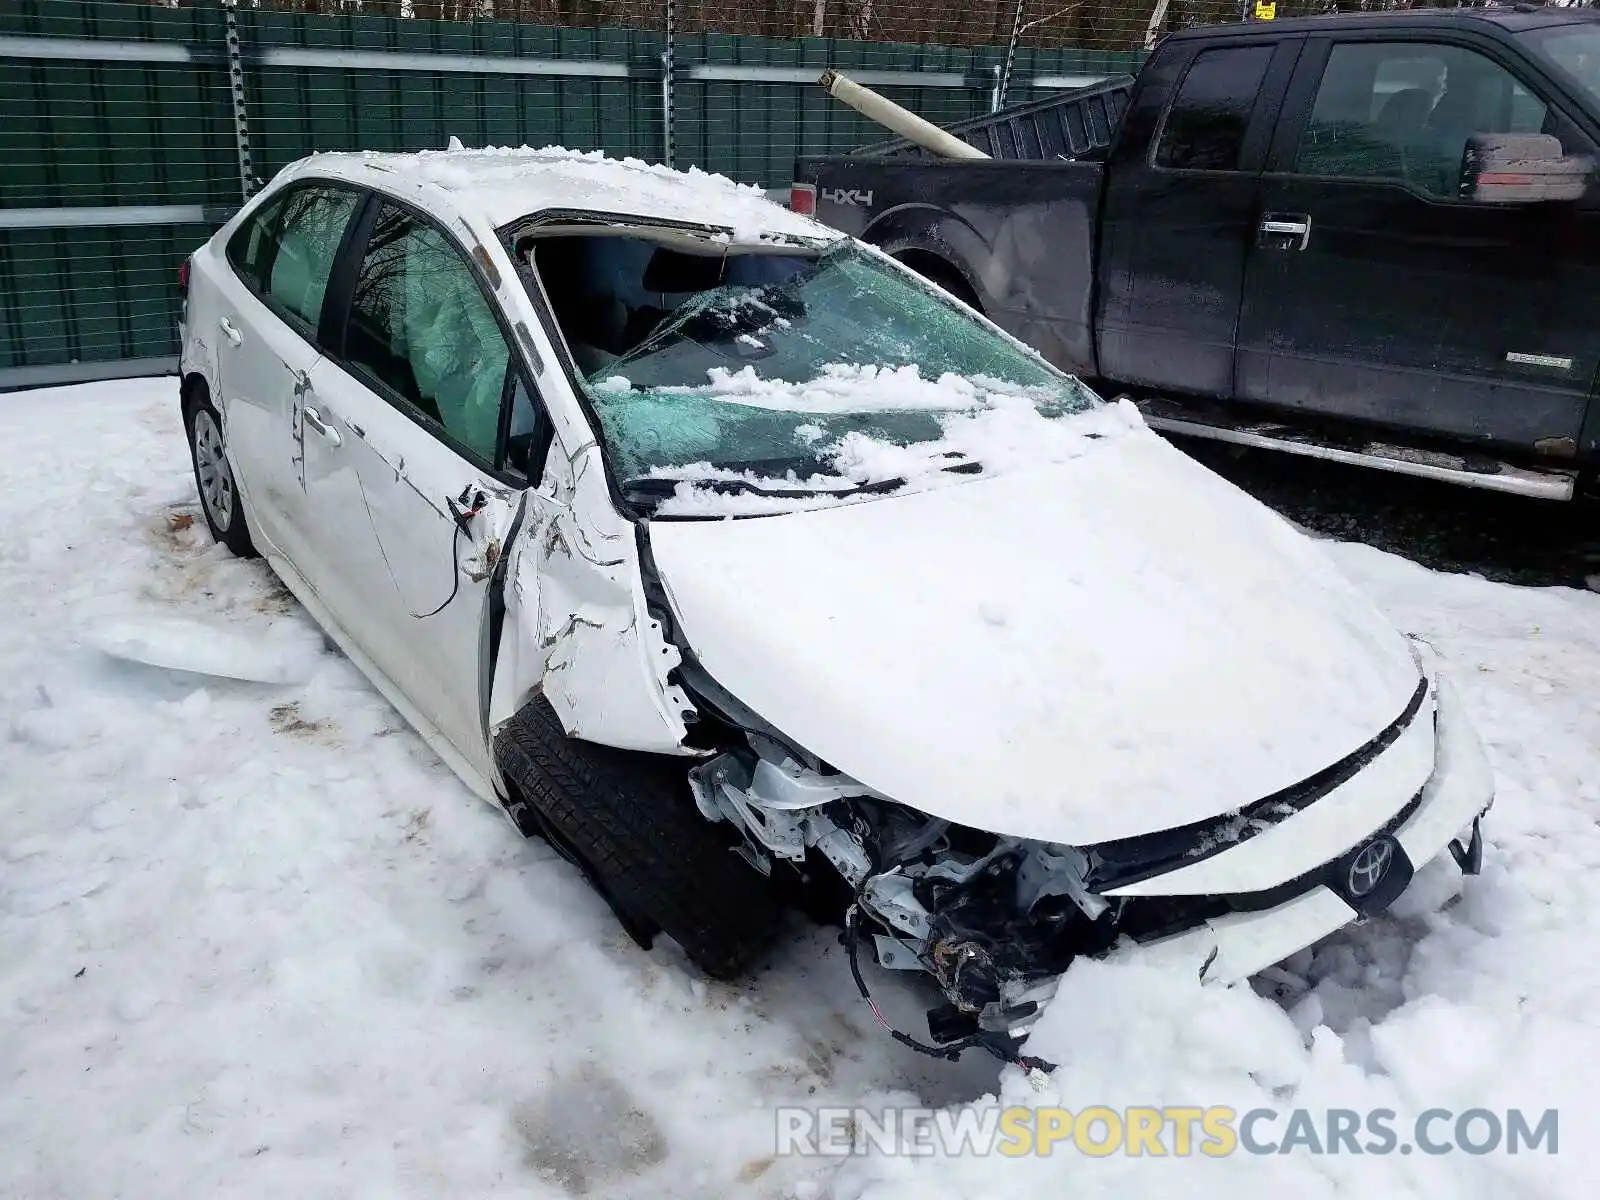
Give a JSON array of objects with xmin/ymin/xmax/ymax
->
[
  {"xmin": 1259, "ymin": 214, "xmax": 1311, "ymax": 251},
  {"xmin": 218, "ymin": 316, "xmax": 244, "ymax": 347},
  {"xmin": 302, "ymin": 405, "xmax": 342, "ymax": 448}
]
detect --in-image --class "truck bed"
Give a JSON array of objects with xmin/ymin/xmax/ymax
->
[
  {"xmin": 792, "ymin": 78, "xmax": 1135, "ymax": 379},
  {"xmin": 853, "ymin": 76, "xmax": 1134, "ymax": 162}
]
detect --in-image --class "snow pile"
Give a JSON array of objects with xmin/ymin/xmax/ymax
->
[
  {"xmin": 0, "ymin": 380, "xmax": 997, "ymax": 1198},
  {"xmin": 824, "ymin": 389, "xmax": 1137, "ymax": 483},
  {"xmin": 3, "ymin": 379, "xmax": 1598, "ymax": 1198},
  {"xmin": 818, "ymin": 543, "xmax": 1600, "ymax": 1200},
  {"xmin": 341, "ymin": 143, "xmax": 837, "ymax": 243}
]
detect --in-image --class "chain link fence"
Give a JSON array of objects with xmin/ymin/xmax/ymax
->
[{"xmin": 1, "ymin": 0, "xmax": 1571, "ymax": 387}]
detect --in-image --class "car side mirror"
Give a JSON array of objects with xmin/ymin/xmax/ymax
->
[{"xmin": 1460, "ymin": 133, "xmax": 1593, "ymax": 203}]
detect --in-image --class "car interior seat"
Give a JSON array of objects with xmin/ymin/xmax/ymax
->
[
  {"xmin": 1422, "ymin": 62, "xmax": 1500, "ymax": 192},
  {"xmin": 1375, "ymin": 87, "xmax": 1436, "ymax": 137},
  {"xmin": 1372, "ymin": 86, "xmax": 1438, "ymax": 185}
]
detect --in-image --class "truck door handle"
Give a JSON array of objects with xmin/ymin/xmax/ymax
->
[
  {"xmin": 302, "ymin": 405, "xmax": 342, "ymax": 448},
  {"xmin": 218, "ymin": 316, "xmax": 244, "ymax": 347},
  {"xmin": 1259, "ymin": 214, "xmax": 1312, "ymax": 251}
]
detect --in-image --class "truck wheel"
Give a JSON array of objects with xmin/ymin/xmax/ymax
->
[
  {"xmin": 494, "ymin": 695, "xmax": 780, "ymax": 980},
  {"xmin": 891, "ymin": 250, "xmax": 983, "ymax": 314}
]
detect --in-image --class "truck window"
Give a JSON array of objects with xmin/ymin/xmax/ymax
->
[
  {"xmin": 1294, "ymin": 42, "xmax": 1549, "ymax": 199},
  {"xmin": 1519, "ymin": 24, "xmax": 1600, "ymax": 111},
  {"xmin": 1154, "ymin": 45, "xmax": 1274, "ymax": 171}
]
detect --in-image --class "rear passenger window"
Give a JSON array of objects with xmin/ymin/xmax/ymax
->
[
  {"xmin": 225, "ymin": 186, "xmax": 358, "ymax": 332},
  {"xmin": 341, "ymin": 203, "xmax": 511, "ymax": 464},
  {"xmin": 1155, "ymin": 45, "xmax": 1274, "ymax": 171},
  {"xmin": 225, "ymin": 200, "xmax": 277, "ymax": 290}
]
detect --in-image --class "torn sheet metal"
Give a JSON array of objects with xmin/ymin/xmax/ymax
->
[{"xmin": 489, "ymin": 437, "xmax": 695, "ymax": 754}]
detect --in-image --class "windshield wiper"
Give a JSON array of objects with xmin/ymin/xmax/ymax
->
[
  {"xmin": 620, "ymin": 473, "xmax": 906, "ymax": 513},
  {"xmin": 620, "ymin": 455, "xmax": 989, "ymax": 514}
]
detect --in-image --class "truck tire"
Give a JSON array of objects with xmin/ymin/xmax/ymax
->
[
  {"xmin": 494, "ymin": 695, "xmax": 780, "ymax": 980},
  {"xmin": 890, "ymin": 249, "xmax": 983, "ymax": 314}
]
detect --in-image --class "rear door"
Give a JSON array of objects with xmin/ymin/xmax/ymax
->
[
  {"xmin": 211, "ymin": 184, "xmax": 362, "ymax": 563},
  {"xmin": 1096, "ymin": 35, "xmax": 1302, "ymax": 398},
  {"xmin": 302, "ymin": 197, "xmax": 544, "ymax": 781},
  {"xmin": 1239, "ymin": 31, "xmax": 1600, "ymax": 450}
]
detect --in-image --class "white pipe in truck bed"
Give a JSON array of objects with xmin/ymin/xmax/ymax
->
[{"xmin": 818, "ymin": 70, "xmax": 990, "ymax": 161}]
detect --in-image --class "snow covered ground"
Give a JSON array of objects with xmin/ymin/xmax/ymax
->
[{"xmin": 3, "ymin": 377, "xmax": 1598, "ymax": 1198}]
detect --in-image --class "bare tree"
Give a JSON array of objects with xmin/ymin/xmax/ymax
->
[
  {"xmin": 194, "ymin": 0, "xmax": 1525, "ymax": 53},
  {"xmin": 842, "ymin": 0, "xmax": 872, "ymax": 39}
]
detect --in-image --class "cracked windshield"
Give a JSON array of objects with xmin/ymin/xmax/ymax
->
[{"xmin": 531, "ymin": 235, "xmax": 1100, "ymax": 503}]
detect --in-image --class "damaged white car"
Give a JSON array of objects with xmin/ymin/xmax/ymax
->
[{"xmin": 179, "ymin": 147, "xmax": 1493, "ymax": 1067}]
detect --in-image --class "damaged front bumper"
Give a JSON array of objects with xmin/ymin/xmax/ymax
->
[
  {"xmin": 683, "ymin": 636, "xmax": 1493, "ymax": 1064},
  {"xmin": 997, "ymin": 668, "xmax": 1494, "ymax": 1041}
]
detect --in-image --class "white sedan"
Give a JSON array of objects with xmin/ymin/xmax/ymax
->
[{"xmin": 178, "ymin": 147, "xmax": 1493, "ymax": 1065}]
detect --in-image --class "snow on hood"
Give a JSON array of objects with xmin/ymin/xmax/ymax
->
[
  {"xmin": 648, "ymin": 423, "xmax": 1423, "ymax": 846},
  {"xmin": 338, "ymin": 144, "xmax": 838, "ymax": 243}
]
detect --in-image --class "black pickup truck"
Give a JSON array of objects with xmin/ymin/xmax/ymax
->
[{"xmin": 794, "ymin": 7, "xmax": 1600, "ymax": 501}]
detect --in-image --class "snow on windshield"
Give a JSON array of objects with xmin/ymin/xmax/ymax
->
[
  {"xmin": 632, "ymin": 385, "xmax": 1145, "ymax": 518},
  {"xmin": 543, "ymin": 237, "xmax": 1117, "ymax": 513},
  {"xmin": 618, "ymin": 362, "xmax": 1039, "ymax": 415}
]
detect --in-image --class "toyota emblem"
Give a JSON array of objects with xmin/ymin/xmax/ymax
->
[{"xmin": 1347, "ymin": 837, "xmax": 1396, "ymax": 898}]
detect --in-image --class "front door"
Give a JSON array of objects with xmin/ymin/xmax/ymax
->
[
  {"xmin": 1239, "ymin": 34, "xmax": 1600, "ymax": 451},
  {"xmin": 1096, "ymin": 37, "xmax": 1299, "ymax": 398},
  {"xmin": 211, "ymin": 183, "xmax": 362, "ymax": 564},
  {"xmin": 301, "ymin": 199, "xmax": 537, "ymax": 781}
]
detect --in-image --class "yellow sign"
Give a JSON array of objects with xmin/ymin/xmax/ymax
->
[{"xmin": 1254, "ymin": 0, "xmax": 1277, "ymax": 19}]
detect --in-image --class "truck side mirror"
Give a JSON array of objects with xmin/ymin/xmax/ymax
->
[{"xmin": 1460, "ymin": 133, "xmax": 1593, "ymax": 203}]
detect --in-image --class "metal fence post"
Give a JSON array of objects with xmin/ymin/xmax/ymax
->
[
  {"xmin": 221, "ymin": 0, "xmax": 257, "ymax": 200},
  {"xmin": 661, "ymin": 0, "xmax": 676, "ymax": 168},
  {"xmin": 996, "ymin": 0, "xmax": 1026, "ymax": 112}
]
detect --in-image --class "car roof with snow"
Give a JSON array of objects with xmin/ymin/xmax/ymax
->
[{"xmin": 280, "ymin": 146, "xmax": 841, "ymax": 245}]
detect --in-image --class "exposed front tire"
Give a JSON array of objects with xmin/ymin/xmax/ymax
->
[
  {"xmin": 494, "ymin": 695, "xmax": 780, "ymax": 980},
  {"xmin": 183, "ymin": 381, "xmax": 257, "ymax": 558}
]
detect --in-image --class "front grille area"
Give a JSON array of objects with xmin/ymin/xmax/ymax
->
[
  {"xmin": 1082, "ymin": 675, "xmax": 1431, "ymax": 892},
  {"xmin": 1115, "ymin": 784, "xmax": 1428, "ymax": 946}
]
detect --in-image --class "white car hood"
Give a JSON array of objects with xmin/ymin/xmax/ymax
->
[{"xmin": 647, "ymin": 426, "xmax": 1421, "ymax": 846}]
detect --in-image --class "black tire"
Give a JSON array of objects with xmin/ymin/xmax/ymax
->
[
  {"xmin": 183, "ymin": 379, "xmax": 257, "ymax": 558},
  {"xmin": 495, "ymin": 695, "xmax": 780, "ymax": 980},
  {"xmin": 888, "ymin": 249, "xmax": 983, "ymax": 314}
]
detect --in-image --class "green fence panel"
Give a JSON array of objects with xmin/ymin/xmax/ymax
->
[
  {"xmin": 0, "ymin": 1, "xmax": 1142, "ymax": 385},
  {"xmin": 1, "ymin": 222, "xmax": 211, "ymax": 371}
]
